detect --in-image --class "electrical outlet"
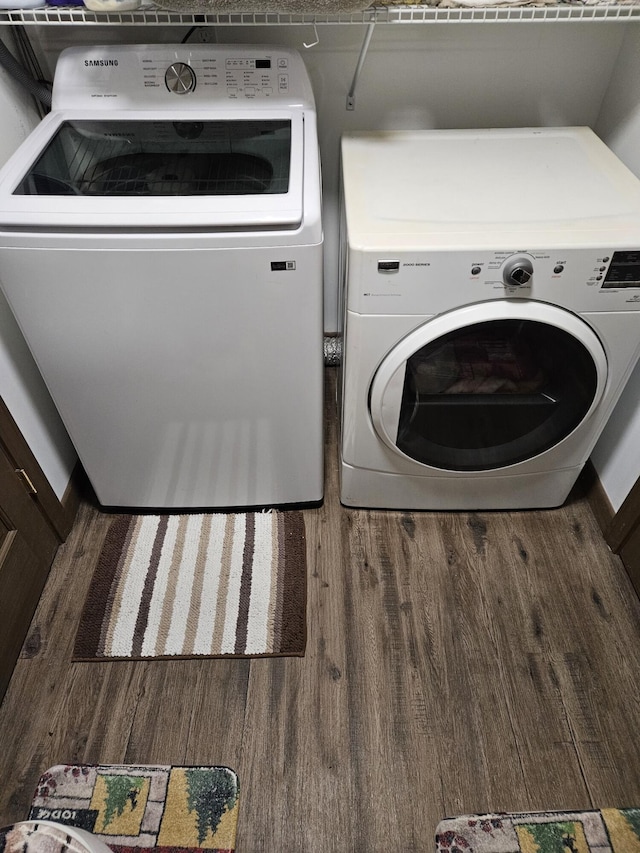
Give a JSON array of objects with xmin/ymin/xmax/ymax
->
[{"xmin": 195, "ymin": 28, "xmax": 214, "ymax": 42}]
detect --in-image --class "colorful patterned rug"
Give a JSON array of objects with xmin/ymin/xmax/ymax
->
[
  {"xmin": 436, "ymin": 809, "xmax": 640, "ymax": 853},
  {"xmin": 26, "ymin": 764, "xmax": 239, "ymax": 853},
  {"xmin": 73, "ymin": 511, "xmax": 307, "ymax": 660}
]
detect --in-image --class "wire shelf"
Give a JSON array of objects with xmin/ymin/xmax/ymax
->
[{"xmin": 1, "ymin": 2, "xmax": 640, "ymax": 24}]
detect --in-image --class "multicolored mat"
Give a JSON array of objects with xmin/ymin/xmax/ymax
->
[
  {"xmin": 27, "ymin": 764, "xmax": 239, "ymax": 853},
  {"xmin": 436, "ymin": 809, "xmax": 640, "ymax": 853}
]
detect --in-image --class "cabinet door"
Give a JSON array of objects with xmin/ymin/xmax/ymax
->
[{"xmin": 0, "ymin": 410, "xmax": 66, "ymax": 703}]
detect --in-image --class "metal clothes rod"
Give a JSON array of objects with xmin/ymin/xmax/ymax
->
[{"xmin": 346, "ymin": 21, "xmax": 375, "ymax": 110}]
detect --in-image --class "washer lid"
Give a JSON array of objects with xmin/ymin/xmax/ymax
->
[{"xmin": 0, "ymin": 110, "xmax": 305, "ymax": 230}]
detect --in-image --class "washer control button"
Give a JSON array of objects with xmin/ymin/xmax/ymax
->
[
  {"xmin": 471, "ymin": 265, "xmax": 482, "ymax": 276},
  {"xmin": 165, "ymin": 62, "xmax": 196, "ymax": 95},
  {"xmin": 554, "ymin": 264, "xmax": 564, "ymax": 274},
  {"xmin": 503, "ymin": 256, "xmax": 534, "ymax": 287}
]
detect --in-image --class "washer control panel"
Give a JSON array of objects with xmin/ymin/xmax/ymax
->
[
  {"xmin": 158, "ymin": 54, "xmax": 290, "ymax": 98},
  {"xmin": 52, "ymin": 44, "xmax": 314, "ymax": 110}
]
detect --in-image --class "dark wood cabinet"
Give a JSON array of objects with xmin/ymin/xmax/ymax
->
[{"xmin": 0, "ymin": 397, "xmax": 79, "ymax": 702}]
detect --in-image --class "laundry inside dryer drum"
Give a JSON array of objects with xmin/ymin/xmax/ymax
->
[{"xmin": 396, "ymin": 319, "xmax": 598, "ymax": 472}]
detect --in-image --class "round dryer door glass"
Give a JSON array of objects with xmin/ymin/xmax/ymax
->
[{"xmin": 369, "ymin": 303, "xmax": 607, "ymax": 472}]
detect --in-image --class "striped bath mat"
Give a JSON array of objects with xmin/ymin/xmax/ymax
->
[{"xmin": 73, "ymin": 511, "xmax": 307, "ymax": 660}]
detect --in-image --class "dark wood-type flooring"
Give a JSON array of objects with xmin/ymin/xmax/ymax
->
[{"xmin": 1, "ymin": 368, "xmax": 640, "ymax": 851}]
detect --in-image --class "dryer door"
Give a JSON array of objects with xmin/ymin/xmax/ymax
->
[{"xmin": 370, "ymin": 301, "xmax": 608, "ymax": 472}]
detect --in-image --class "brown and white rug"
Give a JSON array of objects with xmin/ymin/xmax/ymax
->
[{"xmin": 73, "ymin": 511, "xmax": 307, "ymax": 660}]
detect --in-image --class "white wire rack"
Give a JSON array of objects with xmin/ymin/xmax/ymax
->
[{"xmin": 1, "ymin": 2, "xmax": 640, "ymax": 24}]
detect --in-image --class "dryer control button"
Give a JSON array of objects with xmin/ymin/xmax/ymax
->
[
  {"xmin": 503, "ymin": 257, "xmax": 534, "ymax": 287},
  {"xmin": 165, "ymin": 62, "xmax": 197, "ymax": 95}
]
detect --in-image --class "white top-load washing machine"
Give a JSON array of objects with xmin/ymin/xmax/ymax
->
[
  {"xmin": 0, "ymin": 44, "xmax": 323, "ymax": 509},
  {"xmin": 340, "ymin": 127, "xmax": 640, "ymax": 510}
]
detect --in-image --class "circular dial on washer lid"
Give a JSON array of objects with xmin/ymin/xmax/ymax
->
[{"xmin": 165, "ymin": 62, "xmax": 196, "ymax": 95}]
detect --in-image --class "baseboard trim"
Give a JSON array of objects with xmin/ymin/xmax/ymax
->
[
  {"xmin": 59, "ymin": 461, "xmax": 87, "ymax": 540},
  {"xmin": 581, "ymin": 460, "xmax": 615, "ymax": 536}
]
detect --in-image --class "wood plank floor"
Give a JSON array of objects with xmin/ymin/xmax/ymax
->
[{"xmin": 1, "ymin": 368, "xmax": 640, "ymax": 851}]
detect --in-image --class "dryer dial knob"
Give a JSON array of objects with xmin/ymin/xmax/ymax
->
[
  {"xmin": 503, "ymin": 257, "xmax": 534, "ymax": 287},
  {"xmin": 165, "ymin": 62, "xmax": 196, "ymax": 95}
]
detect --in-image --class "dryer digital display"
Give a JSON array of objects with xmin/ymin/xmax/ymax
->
[{"xmin": 602, "ymin": 251, "xmax": 640, "ymax": 288}]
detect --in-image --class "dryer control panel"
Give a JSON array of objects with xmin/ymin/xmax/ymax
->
[
  {"xmin": 347, "ymin": 247, "xmax": 640, "ymax": 315},
  {"xmin": 51, "ymin": 44, "xmax": 316, "ymax": 111}
]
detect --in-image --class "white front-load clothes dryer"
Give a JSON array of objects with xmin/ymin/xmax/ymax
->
[
  {"xmin": 0, "ymin": 44, "xmax": 323, "ymax": 509},
  {"xmin": 339, "ymin": 127, "xmax": 640, "ymax": 510}
]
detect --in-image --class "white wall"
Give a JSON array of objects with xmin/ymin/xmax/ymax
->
[
  {"xmin": 591, "ymin": 23, "xmax": 640, "ymax": 513},
  {"xmin": 590, "ymin": 360, "xmax": 640, "ymax": 512},
  {"xmin": 0, "ymin": 288, "xmax": 77, "ymax": 500},
  {"xmin": 0, "ymin": 37, "xmax": 77, "ymax": 499},
  {"xmin": 0, "ymin": 56, "xmax": 40, "ymax": 161}
]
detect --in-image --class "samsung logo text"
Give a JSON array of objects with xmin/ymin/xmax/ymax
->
[{"xmin": 84, "ymin": 59, "xmax": 119, "ymax": 67}]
